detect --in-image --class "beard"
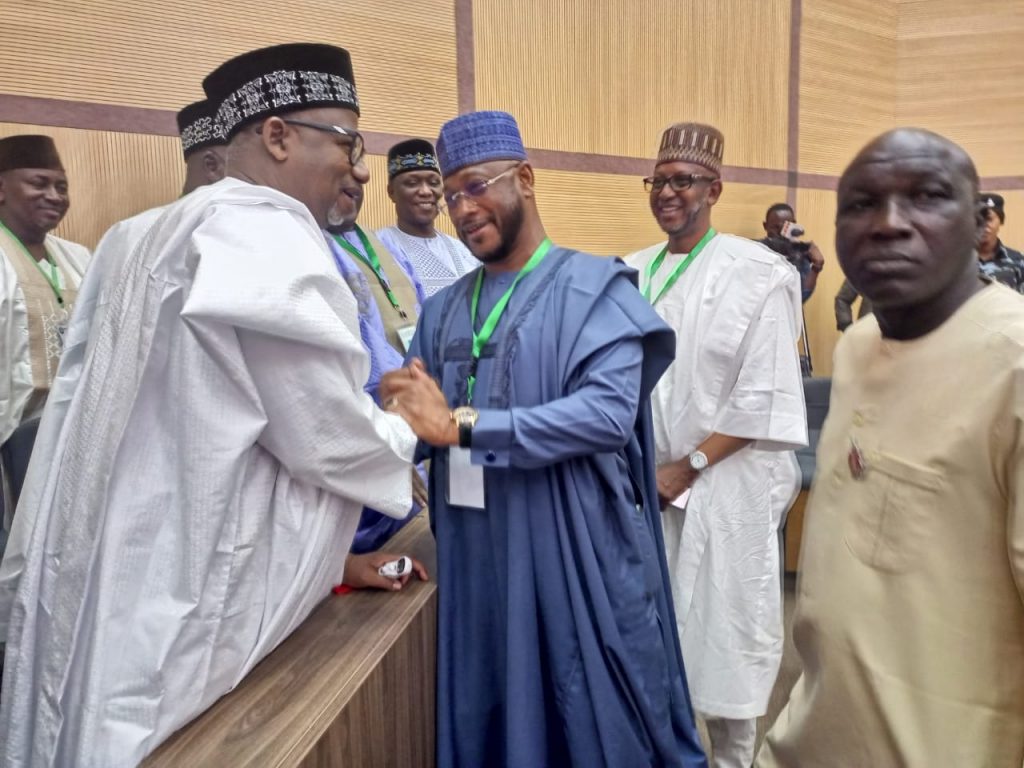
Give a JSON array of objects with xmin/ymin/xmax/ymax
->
[{"xmin": 461, "ymin": 199, "xmax": 525, "ymax": 264}]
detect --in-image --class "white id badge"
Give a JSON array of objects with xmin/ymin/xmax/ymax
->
[
  {"xmin": 397, "ymin": 324, "xmax": 417, "ymax": 353},
  {"xmin": 447, "ymin": 447, "xmax": 485, "ymax": 509}
]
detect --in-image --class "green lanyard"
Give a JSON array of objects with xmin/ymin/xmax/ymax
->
[
  {"xmin": 466, "ymin": 238, "xmax": 552, "ymax": 404},
  {"xmin": 333, "ymin": 226, "xmax": 408, "ymax": 320},
  {"xmin": 643, "ymin": 228, "xmax": 716, "ymax": 305},
  {"xmin": 0, "ymin": 219, "xmax": 64, "ymax": 306}
]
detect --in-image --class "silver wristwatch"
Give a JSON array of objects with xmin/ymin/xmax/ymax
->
[{"xmin": 688, "ymin": 450, "xmax": 709, "ymax": 472}]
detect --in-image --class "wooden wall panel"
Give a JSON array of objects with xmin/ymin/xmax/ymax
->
[
  {"xmin": 896, "ymin": 1, "xmax": 1024, "ymax": 178},
  {"xmin": 531, "ymin": 169, "xmax": 785, "ymax": 258},
  {"xmin": 473, "ymin": 0, "xmax": 791, "ymax": 170},
  {"xmin": 0, "ymin": 0, "xmax": 458, "ymax": 138},
  {"xmin": 799, "ymin": 0, "xmax": 897, "ymax": 177},
  {"xmin": 794, "ymin": 187, "xmax": 844, "ymax": 377}
]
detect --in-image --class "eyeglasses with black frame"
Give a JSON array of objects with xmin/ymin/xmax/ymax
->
[
  {"xmin": 440, "ymin": 164, "xmax": 520, "ymax": 216},
  {"xmin": 280, "ymin": 118, "xmax": 366, "ymax": 166},
  {"xmin": 643, "ymin": 173, "xmax": 719, "ymax": 193}
]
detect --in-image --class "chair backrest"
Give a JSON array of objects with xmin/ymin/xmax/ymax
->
[{"xmin": 795, "ymin": 376, "xmax": 831, "ymax": 490}]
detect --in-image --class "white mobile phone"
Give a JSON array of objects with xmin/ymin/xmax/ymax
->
[{"xmin": 378, "ymin": 556, "xmax": 412, "ymax": 579}]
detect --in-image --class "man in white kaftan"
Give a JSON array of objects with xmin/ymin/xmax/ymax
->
[
  {"xmin": 0, "ymin": 43, "xmax": 419, "ymax": 767},
  {"xmin": 627, "ymin": 122, "xmax": 806, "ymax": 768},
  {"xmin": 0, "ymin": 99, "xmax": 229, "ymax": 641}
]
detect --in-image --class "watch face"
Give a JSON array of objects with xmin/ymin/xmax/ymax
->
[{"xmin": 690, "ymin": 451, "xmax": 708, "ymax": 471}]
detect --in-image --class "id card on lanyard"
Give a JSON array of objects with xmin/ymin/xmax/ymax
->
[{"xmin": 447, "ymin": 237, "xmax": 553, "ymax": 509}]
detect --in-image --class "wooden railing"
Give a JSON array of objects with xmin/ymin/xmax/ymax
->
[{"xmin": 144, "ymin": 514, "xmax": 438, "ymax": 768}]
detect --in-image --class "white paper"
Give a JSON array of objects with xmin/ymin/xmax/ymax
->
[
  {"xmin": 397, "ymin": 324, "xmax": 417, "ymax": 354},
  {"xmin": 447, "ymin": 447, "xmax": 485, "ymax": 509},
  {"xmin": 672, "ymin": 488, "xmax": 691, "ymax": 509}
]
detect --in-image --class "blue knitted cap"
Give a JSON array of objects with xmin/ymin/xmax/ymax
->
[{"xmin": 436, "ymin": 110, "xmax": 527, "ymax": 176}]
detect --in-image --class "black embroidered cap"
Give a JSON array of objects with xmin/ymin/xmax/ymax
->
[
  {"xmin": 176, "ymin": 99, "xmax": 224, "ymax": 158},
  {"xmin": 202, "ymin": 43, "xmax": 360, "ymax": 141}
]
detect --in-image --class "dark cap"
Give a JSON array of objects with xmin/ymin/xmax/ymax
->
[
  {"xmin": 0, "ymin": 135, "xmax": 64, "ymax": 173},
  {"xmin": 979, "ymin": 192, "xmax": 1006, "ymax": 223},
  {"xmin": 387, "ymin": 138, "xmax": 440, "ymax": 180},
  {"xmin": 203, "ymin": 43, "xmax": 359, "ymax": 141},
  {"xmin": 176, "ymin": 99, "xmax": 225, "ymax": 158}
]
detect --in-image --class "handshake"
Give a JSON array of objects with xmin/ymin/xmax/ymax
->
[{"xmin": 380, "ymin": 358, "xmax": 459, "ymax": 447}]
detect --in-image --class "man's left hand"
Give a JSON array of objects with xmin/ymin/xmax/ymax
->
[
  {"xmin": 656, "ymin": 460, "xmax": 699, "ymax": 509},
  {"xmin": 807, "ymin": 242, "xmax": 825, "ymax": 271},
  {"xmin": 342, "ymin": 551, "xmax": 430, "ymax": 591}
]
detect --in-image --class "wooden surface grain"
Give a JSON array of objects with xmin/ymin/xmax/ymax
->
[{"xmin": 144, "ymin": 513, "xmax": 438, "ymax": 768}]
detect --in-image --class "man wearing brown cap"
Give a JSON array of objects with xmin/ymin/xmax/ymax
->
[
  {"xmin": 0, "ymin": 135, "xmax": 89, "ymax": 519},
  {"xmin": 0, "ymin": 45, "xmax": 422, "ymax": 766},
  {"xmin": 627, "ymin": 123, "xmax": 806, "ymax": 768},
  {"xmin": 0, "ymin": 136, "xmax": 89, "ymax": 438}
]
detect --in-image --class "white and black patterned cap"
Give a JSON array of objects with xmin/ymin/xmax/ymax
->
[
  {"xmin": 176, "ymin": 99, "xmax": 225, "ymax": 158},
  {"xmin": 202, "ymin": 43, "xmax": 360, "ymax": 142}
]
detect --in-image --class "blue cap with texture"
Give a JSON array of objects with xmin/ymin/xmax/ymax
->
[{"xmin": 436, "ymin": 110, "xmax": 527, "ymax": 176}]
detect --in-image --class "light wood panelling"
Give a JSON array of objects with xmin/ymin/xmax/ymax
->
[
  {"xmin": 0, "ymin": 0, "xmax": 458, "ymax": 138},
  {"xmin": 531, "ymin": 168, "xmax": 785, "ymax": 258},
  {"xmin": 473, "ymin": 0, "xmax": 791, "ymax": 170},
  {"xmin": 896, "ymin": 1, "xmax": 1024, "ymax": 178},
  {"xmin": 0, "ymin": 123, "xmax": 184, "ymax": 250},
  {"xmin": 799, "ymin": 0, "xmax": 897, "ymax": 177},
  {"xmin": 794, "ymin": 187, "xmax": 845, "ymax": 377}
]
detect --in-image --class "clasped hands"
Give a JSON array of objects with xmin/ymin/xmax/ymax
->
[
  {"xmin": 380, "ymin": 358, "xmax": 458, "ymax": 447},
  {"xmin": 655, "ymin": 460, "xmax": 699, "ymax": 510}
]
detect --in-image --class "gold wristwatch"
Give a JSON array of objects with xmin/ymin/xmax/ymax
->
[{"xmin": 450, "ymin": 407, "xmax": 480, "ymax": 448}]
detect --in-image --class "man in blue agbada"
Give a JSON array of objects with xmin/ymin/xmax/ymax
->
[{"xmin": 380, "ymin": 111, "xmax": 706, "ymax": 768}]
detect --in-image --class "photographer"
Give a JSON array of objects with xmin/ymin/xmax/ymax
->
[{"xmin": 760, "ymin": 202, "xmax": 824, "ymax": 303}]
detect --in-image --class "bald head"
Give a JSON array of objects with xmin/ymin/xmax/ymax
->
[
  {"xmin": 835, "ymin": 128, "xmax": 984, "ymax": 335},
  {"xmin": 840, "ymin": 128, "xmax": 978, "ymax": 195}
]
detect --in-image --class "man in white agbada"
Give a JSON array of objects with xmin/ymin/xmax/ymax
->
[
  {"xmin": 0, "ymin": 43, "xmax": 424, "ymax": 767},
  {"xmin": 0, "ymin": 135, "xmax": 89, "ymax": 527},
  {"xmin": 0, "ymin": 98, "xmax": 229, "ymax": 657},
  {"xmin": 626, "ymin": 122, "xmax": 807, "ymax": 768}
]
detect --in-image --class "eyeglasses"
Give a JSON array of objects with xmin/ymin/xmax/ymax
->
[
  {"xmin": 643, "ymin": 173, "xmax": 719, "ymax": 193},
  {"xmin": 281, "ymin": 119, "xmax": 365, "ymax": 166},
  {"xmin": 441, "ymin": 165, "xmax": 519, "ymax": 214}
]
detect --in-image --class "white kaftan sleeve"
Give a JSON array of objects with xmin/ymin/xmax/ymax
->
[
  {"xmin": 238, "ymin": 329, "xmax": 416, "ymax": 517},
  {"xmin": 714, "ymin": 281, "xmax": 808, "ymax": 451},
  {"xmin": 183, "ymin": 202, "xmax": 416, "ymax": 518}
]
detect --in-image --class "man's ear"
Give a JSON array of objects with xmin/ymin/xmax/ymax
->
[
  {"xmin": 0, "ymin": 174, "xmax": 7, "ymax": 205},
  {"xmin": 707, "ymin": 178, "xmax": 724, "ymax": 207},
  {"xmin": 516, "ymin": 162, "xmax": 536, "ymax": 198},
  {"xmin": 203, "ymin": 148, "xmax": 226, "ymax": 182},
  {"xmin": 386, "ymin": 179, "xmax": 397, "ymax": 203},
  {"xmin": 257, "ymin": 116, "xmax": 291, "ymax": 162}
]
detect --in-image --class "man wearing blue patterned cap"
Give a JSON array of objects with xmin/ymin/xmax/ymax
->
[{"xmin": 381, "ymin": 110, "xmax": 706, "ymax": 767}]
